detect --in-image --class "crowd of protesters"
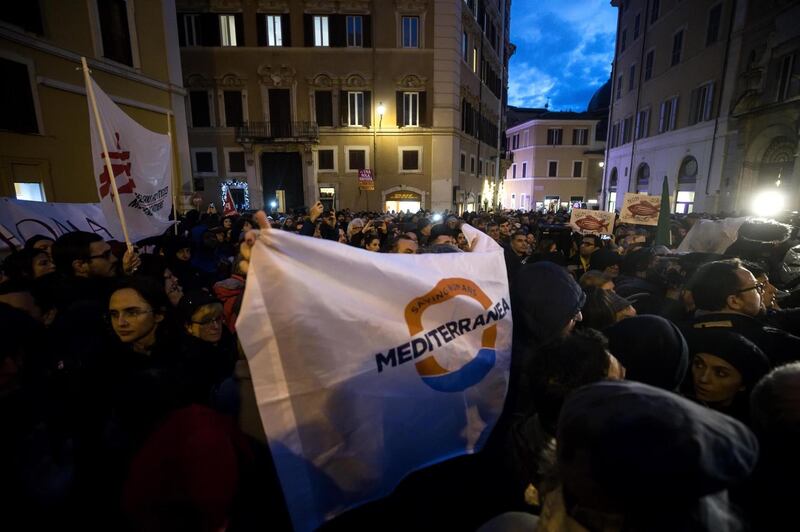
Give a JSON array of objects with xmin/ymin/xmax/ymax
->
[{"xmin": 2, "ymin": 200, "xmax": 799, "ymax": 531}]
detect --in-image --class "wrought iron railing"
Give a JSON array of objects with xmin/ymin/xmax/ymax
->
[{"xmin": 235, "ymin": 121, "xmax": 319, "ymax": 143}]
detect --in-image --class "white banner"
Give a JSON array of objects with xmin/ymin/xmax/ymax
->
[
  {"xmin": 0, "ymin": 197, "xmax": 120, "ymax": 250},
  {"xmin": 236, "ymin": 225, "xmax": 512, "ymax": 531},
  {"xmin": 87, "ymin": 77, "xmax": 173, "ymax": 242}
]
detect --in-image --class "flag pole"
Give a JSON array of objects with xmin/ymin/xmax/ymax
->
[
  {"xmin": 166, "ymin": 111, "xmax": 179, "ymax": 235},
  {"xmin": 81, "ymin": 56, "xmax": 133, "ymax": 252}
]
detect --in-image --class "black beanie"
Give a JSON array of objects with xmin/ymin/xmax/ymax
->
[{"xmin": 685, "ymin": 328, "xmax": 771, "ymax": 389}]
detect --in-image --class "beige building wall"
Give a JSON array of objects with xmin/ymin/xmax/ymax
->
[
  {"xmin": 0, "ymin": 0, "xmax": 191, "ymax": 204},
  {"xmin": 179, "ymin": 0, "xmax": 510, "ymax": 213},
  {"xmin": 503, "ymin": 117, "xmax": 604, "ymax": 210}
]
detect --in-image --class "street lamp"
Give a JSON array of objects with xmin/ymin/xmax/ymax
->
[
  {"xmin": 598, "ymin": 161, "xmax": 605, "ymax": 168},
  {"xmin": 377, "ymin": 102, "xmax": 385, "ymax": 127}
]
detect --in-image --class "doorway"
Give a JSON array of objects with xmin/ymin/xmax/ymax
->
[{"xmin": 260, "ymin": 152, "xmax": 304, "ymax": 213}]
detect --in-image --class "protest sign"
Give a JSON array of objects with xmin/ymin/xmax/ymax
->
[
  {"xmin": 619, "ymin": 193, "xmax": 662, "ymax": 226},
  {"xmin": 569, "ymin": 208, "xmax": 615, "ymax": 235}
]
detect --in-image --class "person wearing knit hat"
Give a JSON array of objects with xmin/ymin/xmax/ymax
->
[
  {"xmin": 605, "ymin": 315, "xmax": 689, "ymax": 391},
  {"xmin": 685, "ymin": 328, "xmax": 771, "ymax": 424},
  {"xmin": 512, "ymin": 261, "xmax": 586, "ymax": 345},
  {"xmin": 588, "ymin": 247, "xmax": 623, "ymax": 278},
  {"xmin": 579, "ymin": 287, "xmax": 635, "ymax": 331},
  {"xmin": 548, "ymin": 380, "xmax": 759, "ymax": 532}
]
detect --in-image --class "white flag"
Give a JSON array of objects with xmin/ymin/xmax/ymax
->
[
  {"xmin": 236, "ymin": 227, "xmax": 512, "ymax": 531},
  {"xmin": 87, "ymin": 77, "xmax": 173, "ymax": 242}
]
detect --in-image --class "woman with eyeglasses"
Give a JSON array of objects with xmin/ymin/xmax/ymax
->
[{"xmin": 178, "ymin": 289, "xmax": 237, "ymax": 410}]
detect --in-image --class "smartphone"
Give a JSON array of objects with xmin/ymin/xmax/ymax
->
[{"xmin": 601, "ymin": 234, "xmax": 612, "ymax": 240}]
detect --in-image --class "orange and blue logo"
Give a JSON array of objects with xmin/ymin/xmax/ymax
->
[{"xmin": 374, "ymin": 278, "xmax": 509, "ymax": 393}]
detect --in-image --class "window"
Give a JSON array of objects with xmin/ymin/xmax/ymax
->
[
  {"xmin": 689, "ymin": 82, "xmax": 714, "ymax": 124},
  {"xmin": 317, "ymin": 149, "xmax": 335, "ymax": 171},
  {"xmin": 227, "ymin": 150, "xmax": 246, "ymax": 174},
  {"xmin": 0, "ymin": 57, "xmax": 39, "ymax": 133},
  {"xmin": 548, "ymin": 161, "xmax": 558, "ymax": 177},
  {"xmin": 470, "ymin": 155, "xmax": 476, "ymax": 173},
  {"xmin": 346, "ymin": 15, "xmax": 363, "ymax": 47},
  {"xmin": 671, "ymin": 30, "xmax": 683, "ymax": 66},
  {"xmin": 635, "ymin": 108, "xmax": 650, "ymax": 139},
  {"xmin": 220, "ymin": 15, "xmax": 238, "ymax": 46},
  {"xmin": 706, "ymin": 4, "xmax": 722, "ymax": 46},
  {"xmin": 616, "ymin": 75, "xmax": 623, "ymax": 99},
  {"xmin": 547, "ymin": 128, "xmax": 563, "ymax": 145},
  {"xmin": 573, "ymin": 161, "xmax": 583, "ymax": 177},
  {"xmin": 347, "ymin": 149, "xmax": 366, "ymax": 171},
  {"xmin": 635, "ymin": 164, "xmax": 650, "ymax": 193},
  {"xmin": 223, "ymin": 90, "xmax": 243, "ymax": 127},
  {"xmin": 314, "ymin": 15, "xmax": 330, "ymax": 46},
  {"xmin": 315, "ymin": 91, "xmax": 333, "ymax": 127},
  {"xmin": 192, "ymin": 149, "xmax": 217, "ymax": 175},
  {"xmin": 14, "ymin": 182, "xmax": 45, "ymax": 202},
  {"xmin": 401, "ymin": 148, "xmax": 421, "ymax": 172},
  {"xmin": 460, "ymin": 152, "xmax": 466, "ymax": 172},
  {"xmin": 473, "ymin": 47, "xmax": 478, "ymax": 73},
  {"xmin": 650, "ymin": 0, "xmax": 660, "ymax": 24},
  {"xmin": 659, "ymin": 96, "xmax": 679, "ymax": 132},
  {"xmin": 462, "ymin": 32, "xmax": 469, "ymax": 61},
  {"xmin": 621, "ymin": 29, "xmax": 627, "ymax": 53},
  {"xmin": 572, "ymin": 128, "xmax": 588, "ymax": 145},
  {"xmin": 675, "ymin": 190, "xmax": 695, "ymax": 214},
  {"xmin": 622, "ymin": 116, "xmax": 633, "ymax": 144},
  {"xmin": 348, "ymin": 91, "xmax": 364, "ymax": 126},
  {"xmin": 644, "ymin": 49, "xmax": 654, "ymax": 80},
  {"xmin": 522, "ymin": 130, "xmax": 529, "ymax": 147},
  {"xmin": 629, "ymin": 64, "xmax": 636, "ymax": 91},
  {"xmin": 634, "ymin": 13, "xmax": 641, "ymax": 39},
  {"xmin": 189, "ymin": 90, "xmax": 212, "ymax": 127},
  {"xmin": 610, "ymin": 121, "xmax": 620, "ymax": 148},
  {"xmin": 402, "ymin": 16, "xmax": 419, "ymax": 48},
  {"xmin": 266, "ymin": 15, "xmax": 283, "ymax": 46},
  {"xmin": 97, "ymin": 0, "xmax": 134, "ymax": 65},
  {"xmin": 512, "ymin": 134, "xmax": 519, "ymax": 149},
  {"xmin": 522, "ymin": 162, "xmax": 527, "ymax": 177},
  {"xmin": 777, "ymin": 54, "xmax": 795, "ymax": 101},
  {"xmin": 402, "ymin": 92, "xmax": 420, "ymax": 126},
  {"xmin": 511, "ymin": 163, "xmax": 516, "ymax": 178},
  {"xmin": 0, "ymin": 2, "xmax": 44, "ymax": 34},
  {"xmin": 182, "ymin": 14, "xmax": 200, "ymax": 46}
]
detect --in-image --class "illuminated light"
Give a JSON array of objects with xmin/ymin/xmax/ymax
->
[
  {"xmin": 432, "ymin": 213, "xmax": 443, "ymax": 222},
  {"xmin": 751, "ymin": 190, "xmax": 785, "ymax": 217},
  {"xmin": 377, "ymin": 103, "xmax": 386, "ymax": 116},
  {"xmin": 270, "ymin": 200, "xmax": 278, "ymax": 209},
  {"xmin": 598, "ymin": 161, "xmax": 605, "ymax": 168}
]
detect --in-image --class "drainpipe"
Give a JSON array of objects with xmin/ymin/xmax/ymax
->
[
  {"xmin": 602, "ymin": 1, "xmax": 623, "ymax": 210},
  {"xmin": 626, "ymin": 0, "xmax": 651, "ymax": 196},
  {"xmin": 494, "ymin": 0, "xmax": 508, "ymax": 210},
  {"xmin": 704, "ymin": 0, "xmax": 738, "ymax": 213}
]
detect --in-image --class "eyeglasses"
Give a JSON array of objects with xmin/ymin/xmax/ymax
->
[
  {"xmin": 89, "ymin": 249, "xmax": 113, "ymax": 261},
  {"xmin": 192, "ymin": 314, "xmax": 223, "ymax": 326},
  {"xmin": 735, "ymin": 282, "xmax": 765, "ymax": 295},
  {"xmin": 109, "ymin": 308, "xmax": 153, "ymax": 321}
]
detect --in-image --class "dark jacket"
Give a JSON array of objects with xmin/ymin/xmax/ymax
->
[{"xmin": 687, "ymin": 312, "xmax": 800, "ymax": 367}]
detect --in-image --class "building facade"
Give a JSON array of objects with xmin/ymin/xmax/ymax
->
[
  {"xmin": 178, "ymin": 0, "xmax": 511, "ymax": 213},
  {"xmin": 0, "ymin": 0, "xmax": 191, "ymax": 204},
  {"xmin": 604, "ymin": 0, "xmax": 800, "ymax": 215},
  {"xmin": 502, "ymin": 104, "xmax": 607, "ymax": 212}
]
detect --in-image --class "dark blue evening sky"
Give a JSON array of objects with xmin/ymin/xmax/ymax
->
[{"xmin": 508, "ymin": 0, "xmax": 617, "ymax": 111}]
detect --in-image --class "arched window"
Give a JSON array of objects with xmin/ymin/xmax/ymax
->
[
  {"xmin": 758, "ymin": 136, "xmax": 796, "ymax": 186},
  {"xmin": 636, "ymin": 163, "xmax": 650, "ymax": 193},
  {"xmin": 676, "ymin": 156, "xmax": 698, "ymax": 213}
]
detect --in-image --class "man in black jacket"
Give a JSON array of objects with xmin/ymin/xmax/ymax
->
[{"xmin": 687, "ymin": 259, "xmax": 800, "ymax": 367}]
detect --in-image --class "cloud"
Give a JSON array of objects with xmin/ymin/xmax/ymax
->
[
  {"xmin": 507, "ymin": 62, "xmax": 557, "ymax": 107},
  {"xmin": 508, "ymin": 0, "xmax": 616, "ymax": 111}
]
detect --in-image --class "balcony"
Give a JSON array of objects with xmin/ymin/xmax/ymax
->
[{"xmin": 235, "ymin": 122, "xmax": 319, "ymax": 144}]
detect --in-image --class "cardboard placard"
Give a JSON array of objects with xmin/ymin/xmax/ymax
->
[
  {"xmin": 570, "ymin": 208, "xmax": 615, "ymax": 235},
  {"xmin": 619, "ymin": 193, "xmax": 661, "ymax": 226}
]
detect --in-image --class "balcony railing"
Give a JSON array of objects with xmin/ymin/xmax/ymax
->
[{"xmin": 235, "ymin": 121, "xmax": 319, "ymax": 143}]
